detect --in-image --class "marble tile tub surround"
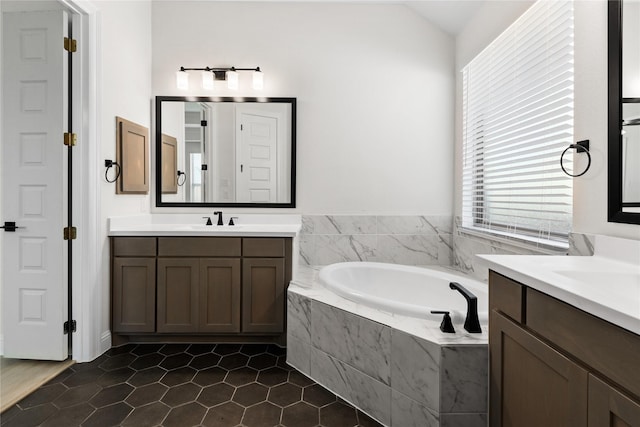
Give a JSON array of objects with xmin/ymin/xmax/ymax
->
[
  {"xmin": 299, "ymin": 215, "xmax": 454, "ymax": 266},
  {"xmin": 452, "ymin": 216, "xmax": 595, "ymax": 281},
  {"xmin": 287, "ymin": 267, "xmax": 488, "ymax": 427}
]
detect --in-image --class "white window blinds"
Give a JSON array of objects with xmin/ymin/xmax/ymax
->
[{"xmin": 461, "ymin": 0, "xmax": 574, "ymax": 247}]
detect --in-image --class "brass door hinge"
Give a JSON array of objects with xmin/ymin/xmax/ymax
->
[
  {"xmin": 64, "ymin": 132, "xmax": 77, "ymax": 146},
  {"xmin": 64, "ymin": 37, "xmax": 77, "ymax": 53},
  {"xmin": 63, "ymin": 227, "xmax": 77, "ymax": 240},
  {"xmin": 63, "ymin": 320, "xmax": 76, "ymax": 334}
]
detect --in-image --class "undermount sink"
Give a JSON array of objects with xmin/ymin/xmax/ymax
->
[
  {"xmin": 553, "ymin": 270, "xmax": 640, "ymax": 288},
  {"xmin": 179, "ymin": 224, "xmax": 247, "ymax": 231}
]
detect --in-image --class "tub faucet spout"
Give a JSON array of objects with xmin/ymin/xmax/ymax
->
[{"xmin": 449, "ymin": 282, "xmax": 482, "ymax": 333}]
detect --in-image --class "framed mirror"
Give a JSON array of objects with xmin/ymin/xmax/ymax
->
[
  {"xmin": 608, "ymin": 0, "xmax": 640, "ymax": 224},
  {"xmin": 155, "ymin": 96, "xmax": 296, "ymax": 208}
]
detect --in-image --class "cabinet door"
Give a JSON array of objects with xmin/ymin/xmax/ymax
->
[
  {"xmin": 112, "ymin": 257, "xmax": 156, "ymax": 333},
  {"xmin": 589, "ymin": 375, "xmax": 640, "ymax": 427},
  {"xmin": 490, "ymin": 311, "xmax": 588, "ymax": 427},
  {"xmin": 157, "ymin": 258, "xmax": 199, "ymax": 333},
  {"xmin": 242, "ymin": 258, "xmax": 285, "ymax": 333},
  {"xmin": 199, "ymin": 259, "xmax": 241, "ymax": 333}
]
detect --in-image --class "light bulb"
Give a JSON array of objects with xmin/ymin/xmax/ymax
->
[
  {"xmin": 227, "ymin": 70, "xmax": 239, "ymax": 90},
  {"xmin": 202, "ymin": 71, "xmax": 214, "ymax": 90},
  {"xmin": 252, "ymin": 69, "xmax": 264, "ymax": 91},
  {"xmin": 176, "ymin": 70, "xmax": 189, "ymax": 90}
]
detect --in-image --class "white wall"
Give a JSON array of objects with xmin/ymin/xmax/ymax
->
[
  {"xmin": 97, "ymin": 0, "xmax": 152, "ymax": 353},
  {"xmin": 572, "ymin": 1, "xmax": 639, "ymax": 240},
  {"xmin": 160, "ymin": 101, "xmax": 186, "ymax": 203},
  {"xmin": 454, "ymin": 0, "xmax": 640, "ymax": 242},
  {"xmin": 152, "ymin": 1, "xmax": 455, "ymax": 215}
]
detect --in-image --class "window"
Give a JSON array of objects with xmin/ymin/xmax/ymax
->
[{"xmin": 461, "ymin": 1, "xmax": 574, "ymax": 248}]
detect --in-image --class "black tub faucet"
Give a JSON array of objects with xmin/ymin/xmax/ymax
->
[
  {"xmin": 449, "ymin": 282, "xmax": 482, "ymax": 333},
  {"xmin": 213, "ymin": 211, "xmax": 223, "ymax": 226}
]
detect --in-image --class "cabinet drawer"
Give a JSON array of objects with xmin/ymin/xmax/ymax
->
[
  {"xmin": 526, "ymin": 288, "xmax": 640, "ymax": 400},
  {"xmin": 158, "ymin": 237, "xmax": 241, "ymax": 257},
  {"xmin": 489, "ymin": 270, "xmax": 524, "ymax": 323},
  {"xmin": 112, "ymin": 237, "xmax": 156, "ymax": 257},
  {"xmin": 243, "ymin": 238, "xmax": 285, "ymax": 257}
]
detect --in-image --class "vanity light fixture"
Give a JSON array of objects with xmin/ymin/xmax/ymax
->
[{"xmin": 176, "ymin": 66, "xmax": 264, "ymax": 91}]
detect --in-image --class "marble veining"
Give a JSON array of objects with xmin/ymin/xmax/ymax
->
[
  {"xmin": 309, "ymin": 347, "xmax": 392, "ymax": 425},
  {"xmin": 440, "ymin": 413, "xmax": 488, "ymax": 427},
  {"xmin": 312, "ymin": 301, "xmax": 391, "ymax": 385},
  {"xmin": 287, "ymin": 265, "xmax": 489, "ymax": 426},
  {"xmin": 440, "ymin": 346, "xmax": 488, "ymax": 413},
  {"xmin": 452, "ymin": 217, "xmax": 598, "ymax": 282},
  {"xmin": 300, "ymin": 215, "xmax": 454, "ymax": 266},
  {"xmin": 391, "ymin": 390, "xmax": 439, "ymax": 427},
  {"xmin": 568, "ymin": 232, "xmax": 595, "ymax": 256},
  {"xmin": 314, "ymin": 235, "xmax": 377, "ymax": 265},
  {"xmin": 287, "ymin": 292, "xmax": 311, "ymax": 342},
  {"xmin": 391, "ymin": 330, "xmax": 440, "ymax": 411}
]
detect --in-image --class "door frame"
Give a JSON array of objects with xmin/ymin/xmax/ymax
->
[{"xmin": 61, "ymin": 0, "xmax": 101, "ymax": 363}]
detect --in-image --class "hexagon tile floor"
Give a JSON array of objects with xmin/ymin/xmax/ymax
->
[{"xmin": 0, "ymin": 343, "xmax": 384, "ymax": 427}]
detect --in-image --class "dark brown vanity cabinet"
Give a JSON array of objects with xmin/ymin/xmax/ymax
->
[
  {"xmin": 111, "ymin": 238, "xmax": 157, "ymax": 333},
  {"xmin": 489, "ymin": 271, "xmax": 640, "ymax": 427},
  {"xmin": 242, "ymin": 238, "xmax": 289, "ymax": 334},
  {"xmin": 156, "ymin": 237, "xmax": 241, "ymax": 334},
  {"xmin": 111, "ymin": 236, "xmax": 291, "ymax": 341}
]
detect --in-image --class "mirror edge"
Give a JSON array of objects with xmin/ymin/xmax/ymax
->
[
  {"xmin": 607, "ymin": 0, "xmax": 640, "ymax": 224},
  {"xmin": 154, "ymin": 96, "xmax": 297, "ymax": 209}
]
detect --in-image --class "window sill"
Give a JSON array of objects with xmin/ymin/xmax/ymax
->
[{"xmin": 458, "ymin": 225, "xmax": 569, "ymax": 254}]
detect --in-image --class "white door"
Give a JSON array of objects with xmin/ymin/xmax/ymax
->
[
  {"xmin": 236, "ymin": 113, "xmax": 278, "ymax": 203},
  {"xmin": 1, "ymin": 10, "xmax": 69, "ymax": 360}
]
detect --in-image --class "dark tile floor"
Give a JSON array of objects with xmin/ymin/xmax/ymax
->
[{"xmin": 0, "ymin": 343, "xmax": 383, "ymax": 427}]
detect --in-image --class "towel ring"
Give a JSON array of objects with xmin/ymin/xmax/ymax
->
[
  {"xmin": 177, "ymin": 171, "xmax": 186, "ymax": 186},
  {"xmin": 560, "ymin": 140, "xmax": 591, "ymax": 177},
  {"xmin": 104, "ymin": 159, "xmax": 121, "ymax": 183}
]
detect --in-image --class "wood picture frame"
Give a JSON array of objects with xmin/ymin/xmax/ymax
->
[
  {"xmin": 116, "ymin": 116, "xmax": 149, "ymax": 194},
  {"xmin": 161, "ymin": 133, "xmax": 178, "ymax": 194}
]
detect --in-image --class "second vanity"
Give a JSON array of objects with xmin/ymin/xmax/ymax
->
[
  {"xmin": 108, "ymin": 214, "xmax": 300, "ymax": 345},
  {"xmin": 479, "ymin": 235, "xmax": 640, "ymax": 427}
]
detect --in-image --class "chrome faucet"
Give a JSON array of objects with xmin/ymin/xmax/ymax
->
[
  {"xmin": 449, "ymin": 282, "xmax": 482, "ymax": 333},
  {"xmin": 213, "ymin": 211, "xmax": 224, "ymax": 226}
]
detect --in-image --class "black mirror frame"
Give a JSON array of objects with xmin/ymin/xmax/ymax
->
[
  {"xmin": 155, "ymin": 96, "xmax": 297, "ymax": 208},
  {"xmin": 608, "ymin": 0, "xmax": 640, "ymax": 224}
]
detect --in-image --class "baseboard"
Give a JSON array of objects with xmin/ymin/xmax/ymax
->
[{"xmin": 100, "ymin": 330, "xmax": 111, "ymax": 353}]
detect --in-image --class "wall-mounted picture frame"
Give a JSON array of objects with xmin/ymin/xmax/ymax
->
[
  {"xmin": 161, "ymin": 133, "xmax": 178, "ymax": 194},
  {"xmin": 116, "ymin": 117, "xmax": 149, "ymax": 194}
]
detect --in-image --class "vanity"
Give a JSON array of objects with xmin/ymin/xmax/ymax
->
[
  {"xmin": 108, "ymin": 215, "xmax": 300, "ymax": 345},
  {"xmin": 480, "ymin": 236, "xmax": 640, "ymax": 427}
]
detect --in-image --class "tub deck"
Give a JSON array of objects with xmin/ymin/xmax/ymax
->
[{"xmin": 286, "ymin": 265, "xmax": 488, "ymax": 427}]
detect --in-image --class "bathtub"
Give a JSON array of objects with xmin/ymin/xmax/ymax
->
[
  {"xmin": 287, "ymin": 263, "xmax": 489, "ymax": 427},
  {"xmin": 318, "ymin": 262, "xmax": 488, "ymax": 324}
]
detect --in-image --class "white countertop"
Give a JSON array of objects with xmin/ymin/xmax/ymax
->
[
  {"xmin": 477, "ymin": 235, "xmax": 640, "ymax": 335},
  {"xmin": 108, "ymin": 214, "xmax": 301, "ymax": 237}
]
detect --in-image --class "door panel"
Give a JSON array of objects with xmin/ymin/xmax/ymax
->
[
  {"xmin": 112, "ymin": 258, "xmax": 156, "ymax": 333},
  {"xmin": 588, "ymin": 374, "xmax": 640, "ymax": 427},
  {"xmin": 157, "ymin": 258, "xmax": 199, "ymax": 333},
  {"xmin": 236, "ymin": 113, "xmax": 277, "ymax": 203},
  {"xmin": 242, "ymin": 258, "xmax": 284, "ymax": 333},
  {"xmin": 490, "ymin": 311, "xmax": 588, "ymax": 427},
  {"xmin": 199, "ymin": 259, "xmax": 241, "ymax": 333},
  {"xmin": 2, "ymin": 10, "xmax": 68, "ymax": 360}
]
